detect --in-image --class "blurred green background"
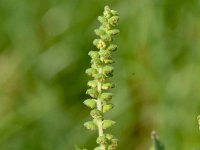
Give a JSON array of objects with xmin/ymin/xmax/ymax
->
[{"xmin": 0, "ymin": 0, "xmax": 200, "ymax": 149}]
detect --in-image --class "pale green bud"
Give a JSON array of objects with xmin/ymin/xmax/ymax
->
[
  {"xmin": 85, "ymin": 68, "xmax": 98, "ymax": 77},
  {"xmin": 100, "ymin": 93, "xmax": 112, "ymax": 101},
  {"xmin": 105, "ymin": 134, "xmax": 114, "ymax": 140},
  {"xmin": 93, "ymin": 39, "xmax": 106, "ymax": 49},
  {"xmin": 96, "ymin": 135, "xmax": 107, "ymax": 145},
  {"xmin": 91, "ymin": 58, "xmax": 102, "ymax": 67},
  {"xmin": 93, "ymin": 39, "xmax": 100, "ymax": 46},
  {"xmin": 83, "ymin": 99, "xmax": 96, "ymax": 109},
  {"xmin": 102, "ymin": 23, "xmax": 111, "ymax": 30},
  {"xmin": 93, "ymin": 147, "xmax": 101, "ymax": 150},
  {"xmin": 101, "ymin": 35, "xmax": 113, "ymax": 42},
  {"xmin": 111, "ymin": 138, "xmax": 118, "ymax": 145},
  {"xmin": 94, "ymin": 74, "xmax": 105, "ymax": 82},
  {"xmin": 103, "ymin": 65, "xmax": 114, "ymax": 74},
  {"xmin": 88, "ymin": 51, "xmax": 99, "ymax": 59},
  {"xmin": 102, "ymin": 120, "xmax": 116, "ymax": 129},
  {"xmin": 90, "ymin": 109, "xmax": 103, "ymax": 119},
  {"xmin": 84, "ymin": 121, "xmax": 97, "ymax": 130},
  {"xmin": 111, "ymin": 10, "xmax": 118, "ymax": 16},
  {"xmin": 95, "ymin": 29, "xmax": 105, "ymax": 36},
  {"xmin": 103, "ymin": 103, "xmax": 114, "ymax": 113},
  {"xmin": 107, "ymin": 44, "xmax": 117, "ymax": 51},
  {"xmin": 98, "ymin": 40, "xmax": 106, "ymax": 49},
  {"xmin": 108, "ymin": 144, "xmax": 117, "ymax": 150},
  {"xmin": 103, "ymin": 6, "xmax": 112, "ymax": 19},
  {"xmin": 86, "ymin": 88, "xmax": 98, "ymax": 98},
  {"xmin": 103, "ymin": 59, "xmax": 114, "ymax": 64},
  {"xmin": 108, "ymin": 16, "xmax": 119, "ymax": 26},
  {"xmin": 97, "ymin": 16, "xmax": 107, "ymax": 23},
  {"xmin": 104, "ymin": 5, "xmax": 111, "ymax": 11},
  {"xmin": 108, "ymin": 29, "xmax": 120, "ymax": 35},
  {"xmin": 87, "ymin": 80, "xmax": 97, "ymax": 88},
  {"xmin": 102, "ymin": 83, "xmax": 114, "ymax": 90},
  {"xmin": 99, "ymin": 50, "xmax": 111, "ymax": 59}
]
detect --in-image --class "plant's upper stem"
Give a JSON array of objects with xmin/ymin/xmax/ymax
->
[{"xmin": 97, "ymin": 68, "xmax": 105, "ymax": 150}]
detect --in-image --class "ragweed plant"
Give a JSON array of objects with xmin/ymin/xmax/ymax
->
[{"xmin": 83, "ymin": 5, "xmax": 120, "ymax": 150}]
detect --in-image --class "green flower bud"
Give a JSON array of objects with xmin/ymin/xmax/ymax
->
[
  {"xmin": 108, "ymin": 16, "xmax": 119, "ymax": 26},
  {"xmin": 102, "ymin": 23, "xmax": 111, "ymax": 30},
  {"xmin": 96, "ymin": 136, "xmax": 107, "ymax": 145},
  {"xmin": 103, "ymin": 103, "xmax": 114, "ymax": 113},
  {"xmin": 103, "ymin": 6, "xmax": 112, "ymax": 19},
  {"xmin": 101, "ymin": 35, "xmax": 113, "ymax": 42},
  {"xmin": 95, "ymin": 29, "xmax": 106, "ymax": 36},
  {"xmin": 108, "ymin": 144, "xmax": 117, "ymax": 150},
  {"xmin": 94, "ymin": 147, "xmax": 101, "ymax": 150},
  {"xmin": 108, "ymin": 29, "xmax": 120, "ymax": 35},
  {"xmin": 110, "ymin": 10, "xmax": 118, "ymax": 16},
  {"xmin": 102, "ymin": 83, "xmax": 114, "ymax": 90},
  {"xmin": 99, "ymin": 50, "xmax": 111, "ymax": 59},
  {"xmin": 100, "ymin": 93, "xmax": 113, "ymax": 101},
  {"xmin": 87, "ymin": 80, "xmax": 98, "ymax": 88},
  {"xmin": 102, "ymin": 120, "xmax": 116, "ymax": 129},
  {"xmin": 85, "ymin": 68, "xmax": 98, "ymax": 77},
  {"xmin": 107, "ymin": 44, "xmax": 117, "ymax": 51},
  {"xmin": 93, "ymin": 39, "xmax": 106, "ymax": 49},
  {"xmin": 94, "ymin": 73, "xmax": 105, "ymax": 82},
  {"xmin": 90, "ymin": 109, "xmax": 103, "ymax": 119},
  {"xmin": 86, "ymin": 88, "xmax": 98, "ymax": 98},
  {"xmin": 97, "ymin": 16, "xmax": 107, "ymax": 23},
  {"xmin": 83, "ymin": 99, "xmax": 96, "ymax": 109},
  {"xmin": 111, "ymin": 138, "xmax": 118, "ymax": 145},
  {"xmin": 88, "ymin": 51, "xmax": 99, "ymax": 59},
  {"xmin": 91, "ymin": 58, "xmax": 102, "ymax": 67},
  {"xmin": 103, "ymin": 66, "xmax": 114, "ymax": 74},
  {"xmin": 103, "ymin": 59, "xmax": 114, "ymax": 64},
  {"xmin": 84, "ymin": 121, "xmax": 97, "ymax": 130},
  {"xmin": 105, "ymin": 134, "xmax": 114, "ymax": 140},
  {"xmin": 98, "ymin": 40, "xmax": 106, "ymax": 49},
  {"xmin": 93, "ymin": 39, "xmax": 100, "ymax": 46}
]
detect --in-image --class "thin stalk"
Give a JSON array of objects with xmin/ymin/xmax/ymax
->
[{"xmin": 97, "ymin": 67, "xmax": 105, "ymax": 150}]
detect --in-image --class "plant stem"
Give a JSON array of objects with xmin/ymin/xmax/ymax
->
[{"xmin": 97, "ymin": 68, "xmax": 105, "ymax": 150}]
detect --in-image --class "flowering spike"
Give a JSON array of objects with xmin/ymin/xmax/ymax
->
[{"xmin": 83, "ymin": 5, "xmax": 119, "ymax": 150}]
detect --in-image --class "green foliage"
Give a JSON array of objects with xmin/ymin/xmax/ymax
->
[
  {"xmin": 150, "ymin": 131, "xmax": 165, "ymax": 150},
  {"xmin": 83, "ymin": 5, "xmax": 119, "ymax": 150}
]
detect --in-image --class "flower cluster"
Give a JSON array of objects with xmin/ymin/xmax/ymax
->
[{"xmin": 84, "ymin": 5, "xmax": 119, "ymax": 150}]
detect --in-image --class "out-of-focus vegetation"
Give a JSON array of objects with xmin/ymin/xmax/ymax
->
[{"xmin": 0, "ymin": 0, "xmax": 200, "ymax": 150}]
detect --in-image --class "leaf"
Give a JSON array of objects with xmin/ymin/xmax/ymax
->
[{"xmin": 151, "ymin": 131, "xmax": 165, "ymax": 150}]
